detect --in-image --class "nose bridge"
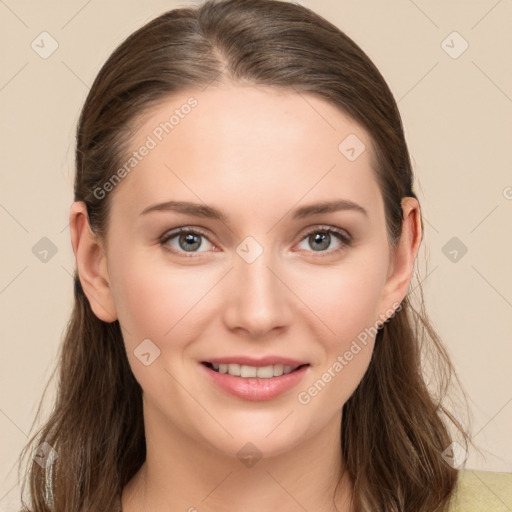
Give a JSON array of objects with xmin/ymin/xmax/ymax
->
[{"xmin": 224, "ymin": 236, "xmax": 291, "ymax": 336}]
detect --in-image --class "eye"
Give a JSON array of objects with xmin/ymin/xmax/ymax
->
[
  {"xmin": 159, "ymin": 227, "xmax": 215, "ymax": 255},
  {"xmin": 296, "ymin": 226, "xmax": 352, "ymax": 254},
  {"xmin": 159, "ymin": 225, "xmax": 352, "ymax": 257}
]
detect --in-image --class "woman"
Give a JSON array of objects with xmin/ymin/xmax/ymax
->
[{"xmin": 18, "ymin": 0, "xmax": 505, "ymax": 510}]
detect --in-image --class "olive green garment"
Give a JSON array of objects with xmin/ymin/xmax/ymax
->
[{"xmin": 448, "ymin": 469, "xmax": 512, "ymax": 511}]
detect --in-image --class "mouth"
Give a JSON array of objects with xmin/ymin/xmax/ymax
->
[
  {"xmin": 200, "ymin": 360, "xmax": 310, "ymax": 401},
  {"xmin": 201, "ymin": 361, "xmax": 309, "ymax": 379}
]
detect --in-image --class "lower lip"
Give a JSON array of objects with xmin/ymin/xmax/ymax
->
[{"xmin": 200, "ymin": 363, "xmax": 309, "ymax": 401}]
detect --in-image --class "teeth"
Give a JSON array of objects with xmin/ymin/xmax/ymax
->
[
  {"xmin": 240, "ymin": 365, "xmax": 257, "ymax": 377},
  {"xmin": 273, "ymin": 364, "xmax": 284, "ymax": 377},
  {"xmin": 212, "ymin": 363, "xmax": 298, "ymax": 378}
]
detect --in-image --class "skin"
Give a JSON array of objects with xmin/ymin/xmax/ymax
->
[{"xmin": 70, "ymin": 84, "xmax": 421, "ymax": 511}]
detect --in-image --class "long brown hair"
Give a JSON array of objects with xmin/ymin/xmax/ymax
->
[{"xmin": 17, "ymin": 1, "xmax": 470, "ymax": 510}]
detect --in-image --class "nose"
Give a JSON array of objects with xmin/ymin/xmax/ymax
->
[{"xmin": 222, "ymin": 245, "xmax": 293, "ymax": 339}]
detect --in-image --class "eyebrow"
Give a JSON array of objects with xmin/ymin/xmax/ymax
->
[{"xmin": 140, "ymin": 199, "xmax": 368, "ymax": 221}]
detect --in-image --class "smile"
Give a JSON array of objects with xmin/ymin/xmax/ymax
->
[{"xmin": 200, "ymin": 362, "xmax": 310, "ymax": 401}]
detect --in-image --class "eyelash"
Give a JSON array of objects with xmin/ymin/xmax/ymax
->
[{"xmin": 159, "ymin": 225, "xmax": 352, "ymax": 258}]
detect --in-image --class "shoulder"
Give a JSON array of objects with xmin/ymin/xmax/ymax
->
[{"xmin": 448, "ymin": 469, "xmax": 512, "ymax": 512}]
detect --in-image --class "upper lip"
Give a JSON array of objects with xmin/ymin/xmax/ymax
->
[{"xmin": 202, "ymin": 356, "xmax": 309, "ymax": 368}]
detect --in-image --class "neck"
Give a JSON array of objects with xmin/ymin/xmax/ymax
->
[{"xmin": 122, "ymin": 406, "xmax": 354, "ymax": 512}]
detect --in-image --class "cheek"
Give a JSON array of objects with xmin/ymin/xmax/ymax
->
[
  {"xmin": 296, "ymin": 269, "xmax": 383, "ymax": 410},
  {"xmin": 108, "ymin": 256, "xmax": 220, "ymax": 392},
  {"xmin": 109, "ymin": 252, "xmax": 220, "ymax": 345},
  {"xmin": 294, "ymin": 255, "xmax": 387, "ymax": 398},
  {"xmin": 302, "ymin": 257, "xmax": 387, "ymax": 344}
]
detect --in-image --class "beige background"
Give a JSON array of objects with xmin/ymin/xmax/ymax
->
[{"xmin": 1, "ymin": 0, "xmax": 511, "ymax": 508}]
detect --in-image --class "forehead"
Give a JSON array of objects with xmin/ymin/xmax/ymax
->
[{"xmin": 109, "ymin": 84, "xmax": 382, "ymax": 224}]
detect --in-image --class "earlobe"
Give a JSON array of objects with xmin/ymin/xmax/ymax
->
[
  {"xmin": 379, "ymin": 197, "xmax": 422, "ymax": 319},
  {"xmin": 69, "ymin": 201, "xmax": 118, "ymax": 323}
]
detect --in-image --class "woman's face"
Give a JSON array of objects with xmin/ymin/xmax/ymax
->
[{"xmin": 77, "ymin": 84, "xmax": 417, "ymax": 460}]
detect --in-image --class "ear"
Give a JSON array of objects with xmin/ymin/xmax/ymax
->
[
  {"xmin": 378, "ymin": 197, "xmax": 422, "ymax": 321},
  {"xmin": 69, "ymin": 201, "xmax": 118, "ymax": 323}
]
